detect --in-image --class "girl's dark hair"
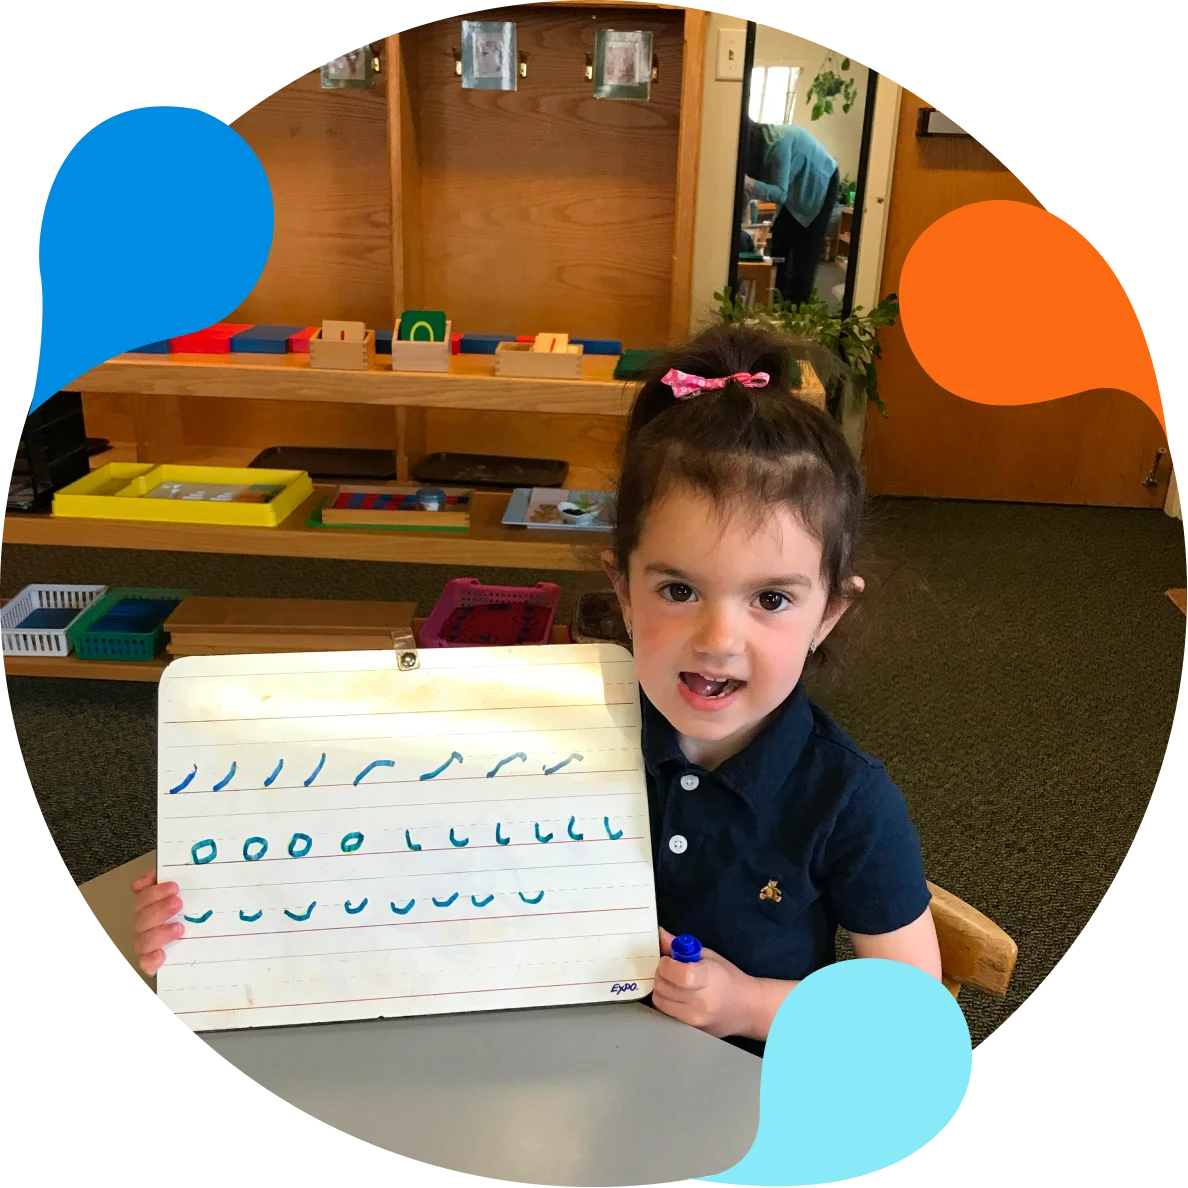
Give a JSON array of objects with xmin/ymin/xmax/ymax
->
[{"xmin": 613, "ymin": 323, "xmax": 865, "ymax": 658}]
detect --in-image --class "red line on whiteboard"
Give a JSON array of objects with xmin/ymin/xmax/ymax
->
[
  {"xmin": 173, "ymin": 903, "xmax": 652, "ymax": 941},
  {"xmin": 176, "ymin": 976, "xmax": 657, "ymax": 1015}
]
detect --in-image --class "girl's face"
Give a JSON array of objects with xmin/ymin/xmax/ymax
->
[{"xmin": 608, "ymin": 486, "xmax": 854, "ymax": 769}]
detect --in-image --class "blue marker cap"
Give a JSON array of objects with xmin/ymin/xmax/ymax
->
[{"xmin": 671, "ymin": 933, "xmax": 702, "ymax": 963}]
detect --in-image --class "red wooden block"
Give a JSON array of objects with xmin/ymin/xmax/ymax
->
[
  {"xmin": 451, "ymin": 333, "xmax": 462, "ymax": 355},
  {"xmin": 169, "ymin": 323, "xmax": 253, "ymax": 354},
  {"xmin": 288, "ymin": 327, "xmax": 319, "ymax": 353},
  {"xmin": 516, "ymin": 336, "xmax": 535, "ymax": 344}
]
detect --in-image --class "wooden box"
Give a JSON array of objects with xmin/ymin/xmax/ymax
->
[
  {"xmin": 164, "ymin": 596, "xmax": 416, "ymax": 657},
  {"xmin": 494, "ymin": 341, "xmax": 584, "ymax": 380},
  {"xmin": 390, "ymin": 320, "xmax": 452, "ymax": 373},
  {"xmin": 309, "ymin": 321, "xmax": 376, "ymax": 371}
]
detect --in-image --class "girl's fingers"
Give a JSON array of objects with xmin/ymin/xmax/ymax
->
[
  {"xmin": 132, "ymin": 883, "xmax": 179, "ymax": 918},
  {"xmin": 130, "ymin": 869, "xmax": 158, "ymax": 892},
  {"xmin": 658, "ymin": 927, "xmax": 674, "ymax": 956},
  {"xmin": 133, "ymin": 921, "xmax": 184, "ymax": 956},
  {"xmin": 657, "ymin": 955, "xmax": 707, "ymax": 990},
  {"xmin": 134, "ymin": 896, "xmax": 183, "ymax": 935},
  {"xmin": 139, "ymin": 949, "xmax": 166, "ymax": 976}
]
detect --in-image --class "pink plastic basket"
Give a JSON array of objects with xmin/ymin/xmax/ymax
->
[{"xmin": 420, "ymin": 578, "xmax": 563, "ymax": 648}]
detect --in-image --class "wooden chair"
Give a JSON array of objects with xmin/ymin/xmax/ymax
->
[{"xmin": 926, "ymin": 881, "xmax": 1018, "ymax": 999}]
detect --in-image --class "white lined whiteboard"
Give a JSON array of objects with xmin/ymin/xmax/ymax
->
[{"xmin": 156, "ymin": 644, "xmax": 658, "ymax": 1032}]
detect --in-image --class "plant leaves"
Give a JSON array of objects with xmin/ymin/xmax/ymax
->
[{"xmin": 841, "ymin": 58, "xmax": 850, "ymax": 70}]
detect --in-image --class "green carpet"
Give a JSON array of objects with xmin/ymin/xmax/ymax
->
[{"xmin": 4, "ymin": 497, "xmax": 1183, "ymax": 1046}]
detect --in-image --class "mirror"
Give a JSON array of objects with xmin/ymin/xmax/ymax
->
[{"xmin": 732, "ymin": 24, "xmax": 874, "ymax": 315}]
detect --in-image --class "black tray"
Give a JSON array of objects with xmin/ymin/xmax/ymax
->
[
  {"xmin": 570, "ymin": 590, "xmax": 631, "ymax": 648},
  {"xmin": 412, "ymin": 452, "xmax": 568, "ymax": 490},
  {"xmin": 249, "ymin": 446, "xmax": 399, "ymax": 482}
]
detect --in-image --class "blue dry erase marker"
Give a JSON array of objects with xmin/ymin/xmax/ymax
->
[{"xmin": 671, "ymin": 933, "xmax": 702, "ymax": 963}]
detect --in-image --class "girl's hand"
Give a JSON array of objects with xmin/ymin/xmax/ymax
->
[
  {"xmin": 130, "ymin": 869, "xmax": 184, "ymax": 977},
  {"xmin": 653, "ymin": 928, "xmax": 763, "ymax": 1039}
]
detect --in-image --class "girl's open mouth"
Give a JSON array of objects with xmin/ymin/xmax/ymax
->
[{"xmin": 678, "ymin": 671, "xmax": 746, "ymax": 711}]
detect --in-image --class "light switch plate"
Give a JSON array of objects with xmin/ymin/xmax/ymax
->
[{"xmin": 716, "ymin": 28, "xmax": 745, "ymax": 81}]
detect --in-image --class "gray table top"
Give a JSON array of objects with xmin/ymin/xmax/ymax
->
[{"xmin": 203, "ymin": 1000, "xmax": 761, "ymax": 1186}]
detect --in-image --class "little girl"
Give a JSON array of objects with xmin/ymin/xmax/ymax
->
[
  {"xmin": 603, "ymin": 322, "xmax": 941, "ymax": 1055},
  {"xmin": 130, "ymin": 322, "xmax": 941, "ymax": 1055}
]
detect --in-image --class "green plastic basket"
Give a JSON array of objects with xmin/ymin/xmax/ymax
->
[{"xmin": 66, "ymin": 587, "xmax": 190, "ymax": 662}]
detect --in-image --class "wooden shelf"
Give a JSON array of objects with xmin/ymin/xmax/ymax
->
[
  {"xmin": 3, "ymin": 653, "xmax": 169, "ymax": 682},
  {"xmin": 3, "ymin": 488, "xmax": 607, "ymax": 571},
  {"xmin": 4, "ymin": 621, "xmax": 572, "ymax": 683},
  {"xmin": 74, "ymin": 352, "xmax": 636, "ymax": 416}
]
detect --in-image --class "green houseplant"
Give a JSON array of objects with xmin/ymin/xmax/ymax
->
[
  {"xmin": 805, "ymin": 57, "xmax": 858, "ymax": 120},
  {"xmin": 713, "ymin": 288, "xmax": 900, "ymax": 418}
]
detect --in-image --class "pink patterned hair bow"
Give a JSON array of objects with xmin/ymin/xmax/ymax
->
[{"xmin": 661, "ymin": 368, "xmax": 771, "ymax": 399}]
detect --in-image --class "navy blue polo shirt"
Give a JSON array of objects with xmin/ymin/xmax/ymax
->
[{"xmin": 642, "ymin": 683, "xmax": 930, "ymax": 1055}]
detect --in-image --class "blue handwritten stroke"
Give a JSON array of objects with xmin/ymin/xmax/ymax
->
[
  {"xmin": 495, "ymin": 823, "xmax": 511, "ymax": 846},
  {"xmin": 183, "ymin": 909, "xmax": 213, "ymax": 923},
  {"xmin": 518, "ymin": 891, "xmax": 545, "ymax": 905},
  {"xmin": 304, "ymin": 753, "xmax": 326, "ymax": 787},
  {"xmin": 543, "ymin": 753, "xmax": 583, "ymax": 775},
  {"xmin": 190, "ymin": 839, "xmax": 217, "ymax": 865},
  {"xmin": 534, "ymin": 823, "xmax": 553, "ymax": 843},
  {"xmin": 284, "ymin": 902, "xmax": 317, "ymax": 922},
  {"xmin": 432, "ymin": 893, "xmax": 459, "ymax": 908},
  {"xmin": 390, "ymin": 899, "xmax": 415, "ymax": 915},
  {"xmin": 405, "ymin": 829, "xmax": 422, "ymax": 852},
  {"xmin": 243, "ymin": 836, "xmax": 268, "ymax": 862},
  {"xmin": 354, "ymin": 759, "xmax": 395, "ymax": 787},
  {"xmin": 420, "ymin": 752, "xmax": 463, "ymax": 781},
  {"xmin": 471, "ymin": 894, "xmax": 495, "ymax": 908},
  {"xmin": 344, "ymin": 898, "xmax": 368, "ymax": 915},
  {"xmin": 239, "ymin": 909, "xmax": 262, "ymax": 923},
  {"xmin": 449, "ymin": 828, "xmax": 469, "ymax": 847},
  {"xmin": 604, "ymin": 817, "xmax": 624, "ymax": 840},
  {"xmin": 567, "ymin": 815, "xmax": 584, "ymax": 841},
  {"xmin": 169, "ymin": 765, "xmax": 197, "ymax": 794},
  {"xmin": 487, "ymin": 752, "xmax": 527, "ymax": 777},
  {"xmin": 212, "ymin": 762, "xmax": 237, "ymax": 792},
  {"xmin": 263, "ymin": 759, "xmax": 283, "ymax": 788},
  {"xmin": 341, "ymin": 831, "xmax": 364, "ymax": 853},
  {"xmin": 287, "ymin": 832, "xmax": 313, "ymax": 858}
]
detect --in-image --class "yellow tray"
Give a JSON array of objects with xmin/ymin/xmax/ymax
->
[{"xmin": 52, "ymin": 463, "xmax": 314, "ymax": 528}]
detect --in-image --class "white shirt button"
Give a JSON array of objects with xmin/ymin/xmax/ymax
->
[
  {"xmin": 679, "ymin": 773, "xmax": 700, "ymax": 791},
  {"xmin": 668, "ymin": 834, "xmax": 688, "ymax": 854}
]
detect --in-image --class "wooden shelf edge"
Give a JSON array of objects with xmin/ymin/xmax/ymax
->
[
  {"xmin": 4, "ymin": 654, "xmax": 168, "ymax": 682},
  {"xmin": 2, "ymin": 490, "xmax": 606, "ymax": 571}
]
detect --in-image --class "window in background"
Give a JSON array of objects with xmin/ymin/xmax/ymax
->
[{"xmin": 748, "ymin": 65, "xmax": 800, "ymax": 124}]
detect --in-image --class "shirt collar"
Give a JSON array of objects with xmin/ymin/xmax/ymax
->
[{"xmin": 640, "ymin": 683, "xmax": 814, "ymax": 810}]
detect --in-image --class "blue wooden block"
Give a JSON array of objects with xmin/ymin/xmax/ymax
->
[
  {"xmin": 129, "ymin": 340, "xmax": 171, "ymax": 354},
  {"xmin": 460, "ymin": 334, "xmax": 516, "ymax": 355},
  {"xmin": 230, "ymin": 325, "xmax": 305, "ymax": 354},
  {"xmin": 572, "ymin": 338, "xmax": 623, "ymax": 355},
  {"xmin": 375, "ymin": 329, "xmax": 394, "ymax": 355}
]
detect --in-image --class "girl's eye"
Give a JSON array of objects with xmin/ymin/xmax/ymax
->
[
  {"xmin": 755, "ymin": 590, "xmax": 791, "ymax": 613},
  {"xmin": 660, "ymin": 582, "xmax": 696, "ymax": 603}
]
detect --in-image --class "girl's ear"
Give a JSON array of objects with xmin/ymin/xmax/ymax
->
[
  {"xmin": 815, "ymin": 574, "xmax": 864, "ymax": 645},
  {"xmin": 600, "ymin": 549, "xmax": 631, "ymax": 617}
]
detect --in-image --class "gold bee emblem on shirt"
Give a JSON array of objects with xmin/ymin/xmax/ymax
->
[{"xmin": 759, "ymin": 879, "xmax": 782, "ymax": 903}]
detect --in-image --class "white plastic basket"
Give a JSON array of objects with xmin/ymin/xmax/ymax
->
[{"xmin": 1, "ymin": 584, "xmax": 108, "ymax": 656}]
